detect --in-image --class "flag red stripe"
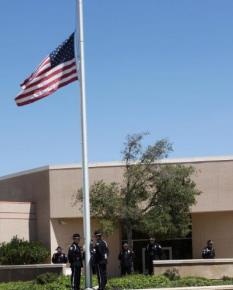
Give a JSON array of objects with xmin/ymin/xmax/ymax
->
[
  {"xmin": 33, "ymin": 63, "xmax": 51, "ymax": 79},
  {"xmin": 15, "ymin": 69, "xmax": 77, "ymax": 100},
  {"xmin": 33, "ymin": 57, "xmax": 50, "ymax": 77},
  {"xmin": 23, "ymin": 61, "xmax": 76, "ymax": 91},
  {"xmin": 21, "ymin": 57, "xmax": 51, "ymax": 88},
  {"xmin": 16, "ymin": 76, "xmax": 78, "ymax": 106}
]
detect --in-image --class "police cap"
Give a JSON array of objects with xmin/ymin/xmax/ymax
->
[
  {"xmin": 94, "ymin": 230, "xmax": 102, "ymax": 236},
  {"xmin": 72, "ymin": 233, "xmax": 80, "ymax": 239}
]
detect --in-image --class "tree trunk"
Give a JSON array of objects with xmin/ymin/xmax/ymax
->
[{"xmin": 126, "ymin": 224, "xmax": 133, "ymax": 250}]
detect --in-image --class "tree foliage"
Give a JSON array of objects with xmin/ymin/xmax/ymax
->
[{"xmin": 78, "ymin": 133, "xmax": 201, "ymax": 243}]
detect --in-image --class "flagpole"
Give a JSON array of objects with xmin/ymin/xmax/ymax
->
[{"xmin": 75, "ymin": 0, "xmax": 92, "ymax": 289}]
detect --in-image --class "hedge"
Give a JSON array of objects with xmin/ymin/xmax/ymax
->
[
  {"xmin": 0, "ymin": 274, "xmax": 233, "ymax": 290},
  {"xmin": 0, "ymin": 236, "xmax": 50, "ymax": 265}
]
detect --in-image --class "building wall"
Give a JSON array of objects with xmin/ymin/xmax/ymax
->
[
  {"xmin": 187, "ymin": 160, "xmax": 233, "ymax": 259},
  {"xmin": 192, "ymin": 211, "xmax": 233, "ymax": 258},
  {"xmin": 49, "ymin": 165, "xmax": 125, "ymax": 218},
  {"xmin": 49, "ymin": 168, "xmax": 83, "ymax": 218},
  {"xmin": 48, "ymin": 159, "xmax": 233, "ymax": 218},
  {"xmin": 1, "ymin": 157, "xmax": 233, "ymax": 268},
  {"xmin": 49, "ymin": 166, "xmax": 124, "ymax": 275},
  {"xmin": 0, "ymin": 201, "xmax": 36, "ymax": 242},
  {"xmin": 50, "ymin": 217, "xmax": 121, "ymax": 276},
  {"xmin": 190, "ymin": 160, "xmax": 233, "ymax": 213},
  {"xmin": 0, "ymin": 170, "xmax": 51, "ymax": 248}
]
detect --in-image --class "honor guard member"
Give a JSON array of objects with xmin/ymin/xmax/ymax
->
[
  {"xmin": 118, "ymin": 242, "xmax": 135, "ymax": 276},
  {"xmin": 90, "ymin": 239, "xmax": 96, "ymax": 274},
  {"xmin": 68, "ymin": 233, "xmax": 83, "ymax": 290},
  {"xmin": 145, "ymin": 237, "xmax": 162, "ymax": 275},
  {"xmin": 94, "ymin": 230, "xmax": 109, "ymax": 290},
  {"xmin": 52, "ymin": 246, "xmax": 68, "ymax": 264},
  {"xmin": 82, "ymin": 239, "xmax": 96, "ymax": 274},
  {"xmin": 202, "ymin": 240, "xmax": 215, "ymax": 259}
]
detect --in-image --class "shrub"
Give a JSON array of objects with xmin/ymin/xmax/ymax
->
[
  {"xmin": 163, "ymin": 268, "xmax": 180, "ymax": 280},
  {"xmin": 106, "ymin": 274, "xmax": 233, "ymax": 289},
  {"xmin": 0, "ymin": 236, "xmax": 50, "ymax": 265},
  {"xmin": 172, "ymin": 276, "xmax": 212, "ymax": 287},
  {"xmin": 35, "ymin": 273, "xmax": 59, "ymax": 285},
  {"xmin": 106, "ymin": 274, "xmax": 171, "ymax": 289},
  {"xmin": 222, "ymin": 275, "xmax": 233, "ymax": 280}
]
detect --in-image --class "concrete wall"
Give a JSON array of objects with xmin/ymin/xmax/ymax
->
[
  {"xmin": 0, "ymin": 201, "xmax": 36, "ymax": 242},
  {"xmin": 0, "ymin": 169, "xmax": 51, "ymax": 248},
  {"xmin": 0, "ymin": 264, "xmax": 66, "ymax": 282},
  {"xmin": 192, "ymin": 212, "xmax": 233, "ymax": 259},
  {"xmin": 153, "ymin": 259, "xmax": 233, "ymax": 279}
]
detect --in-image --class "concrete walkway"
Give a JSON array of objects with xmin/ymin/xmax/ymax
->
[{"xmin": 128, "ymin": 286, "xmax": 233, "ymax": 290}]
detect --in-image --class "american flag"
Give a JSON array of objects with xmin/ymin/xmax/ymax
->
[{"xmin": 15, "ymin": 33, "xmax": 78, "ymax": 106}]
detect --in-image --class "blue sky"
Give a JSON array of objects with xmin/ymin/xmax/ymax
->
[{"xmin": 0, "ymin": 0, "xmax": 233, "ymax": 176}]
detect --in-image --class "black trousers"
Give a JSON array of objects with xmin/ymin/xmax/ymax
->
[
  {"xmin": 147, "ymin": 259, "xmax": 154, "ymax": 275},
  {"xmin": 96, "ymin": 263, "xmax": 107, "ymax": 290},
  {"xmin": 71, "ymin": 265, "xmax": 81, "ymax": 290},
  {"xmin": 121, "ymin": 264, "xmax": 132, "ymax": 276}
]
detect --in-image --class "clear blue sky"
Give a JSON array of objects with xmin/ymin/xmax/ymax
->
[{"xmin": 0, "ymin": 0, "xmax": 233, "ymax": 176}]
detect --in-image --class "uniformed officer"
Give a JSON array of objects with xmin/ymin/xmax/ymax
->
[
  {"xmin": 145, "ymin": 237, "xmax": 162, "ymax": 275},
  {"xmin": 52, "ymin": 246, "xmax": 68, "ymax": 264},
  {"xmin": 90, "ymin": 239, "xmax": 96, "ymax": 274},
  {"xmin": 68, "ymin": 233, "xmax": 83, "ymax": 290},
  {"xmin": 118, "ymin": 242, "xmax": 135, "ymax": 276},
  {"xmin": 202, "ymin": 240, "xmax": 215, "ymax": 259},
  {"xmin": 93, "ymin": 230, "xmax": 109, "ymax": 290}
]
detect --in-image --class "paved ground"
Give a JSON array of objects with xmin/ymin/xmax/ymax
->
[{"xmin": 131, "ymin": 286, "xmax": 233, "ymax": 290}]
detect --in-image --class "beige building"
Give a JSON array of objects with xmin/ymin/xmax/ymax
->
[{"xmin": 0, "ymin": 156, "xmax": 233, "ymax": 275}]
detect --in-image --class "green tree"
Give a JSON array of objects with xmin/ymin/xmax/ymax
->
[{"xmin": 78, "ymin": 133, "xmax": 201, "ymax": 247}]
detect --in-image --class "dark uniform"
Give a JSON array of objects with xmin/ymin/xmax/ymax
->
[
  {"xmin": 202, "ymin": 240, "xmax": 215, "ymax": 259},
  {"xmin": 146, "ymin": 238, "xmax": 162, "ymax": 275},
  {"xmin": 118, "ymin": 244, "xmax": 134, "ymax": 276},
  {"xmin": 52, "ymin": 247, "xmax": 68, "ymax": 264},
  {"xmin": 68, "ymin": 234, "xmax": 83, "ymax": 290},
  {"xmin": 94, "ymin": 231, "xmax": 109, "ymax": 290},
  {"xmin": 90, "ymin": 240, "xmax": 96, "ymax": 274}
]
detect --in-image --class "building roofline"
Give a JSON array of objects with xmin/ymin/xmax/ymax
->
[
  {"xmin": 1, "ymin": 155, "xmax": 233, "ymax": 180},
  {"xmin": 0, "ymin": 201, "xmax": 34, "ymax": 204},
  {"xmin": 0, "ymin": 166, "xmax": 50, "ymax": 181}
]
